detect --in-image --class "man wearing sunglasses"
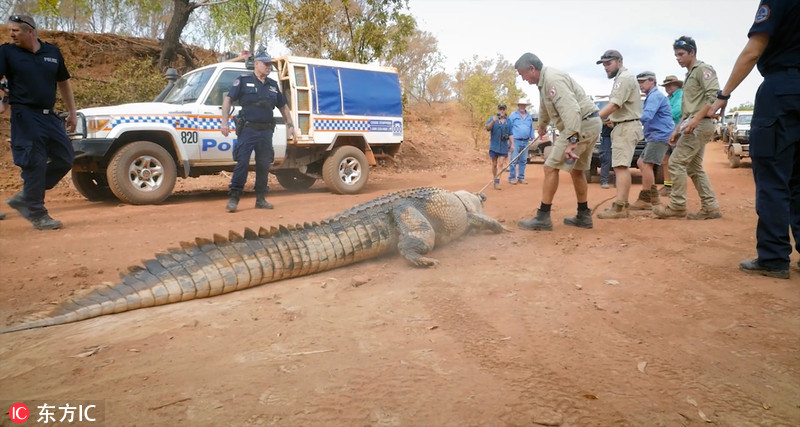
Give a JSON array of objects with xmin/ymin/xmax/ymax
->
[
  {"xmin": 0, "ymin": 14, "xmax": 77, "ymax": 230},
  {"xmin": 653, "ymin": 36, "xmax": 721, "ymax": 221}
]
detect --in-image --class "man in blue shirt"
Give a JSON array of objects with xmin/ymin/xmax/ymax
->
[
  {"xmin": 709, "ymin": 0, "xmax": 800, "ymax": 279},
  {"xmin": 630, "ymin": 71, "xmax": 675, "ymax": 210},
  {"xmin": 485, "ymin": 103, "xmax": 511, "ymax": 190},
  {"xmin": 507, "ymin": 98, "xmax": 534, "ymax": 185}
]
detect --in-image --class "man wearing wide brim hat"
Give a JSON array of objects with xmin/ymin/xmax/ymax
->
[
  {"xmin": 657, "ymin": 74, "xmax": 684, "ymax": 196},
  {"xmin": 507, "ymin": 97, "xmax": 535, "ymax": 185}
]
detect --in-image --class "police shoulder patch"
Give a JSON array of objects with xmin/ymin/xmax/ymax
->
[
  {"xmin": 548, "ymin": 86, "xmax": 557, "ymax": 98},
  {"xmin": 233, "ymin": 78, "xmax": 240, "ymax": 87},
  {"xmin": 754, "ymin": 5, "xmax": 770, "ymax": 23},
  {"xmin": 703, "ymin": 69, "xmax": 714, "ymax": 80}
]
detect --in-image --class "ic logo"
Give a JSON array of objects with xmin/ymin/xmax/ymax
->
[{"xmin": 9, "ymin": 402, "xmax": 28, "ymax": 424}]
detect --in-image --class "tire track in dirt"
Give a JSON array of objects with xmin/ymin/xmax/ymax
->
[{"xmin": 420, "ymin": 284, "xmax": 631, "ymax": 426}]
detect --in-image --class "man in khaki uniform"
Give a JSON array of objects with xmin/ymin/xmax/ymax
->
[
  {"xmin": 514, "ymin": 52, "xmax": 602, "ymax": 231},
  {"xmin": 653, "ymin": 36, "xmax": 722, "ymax": 220},
  {"xmin": 595, "ymin": 50, "xmax": 644, "ymax": 219}
]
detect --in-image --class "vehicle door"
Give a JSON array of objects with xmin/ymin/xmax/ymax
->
[{"xmin": 197, "ymin": 68, "xmax": 244, "ymax": 161}]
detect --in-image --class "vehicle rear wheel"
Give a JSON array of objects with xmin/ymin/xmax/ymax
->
[
  {"xmin": 107, "ymin": 141, "xmax": 177, "ymax": 205},
  {"xmin": 322, "ymin": 146, "xmax": 369, "ymax": 194},
  {"xmin": 275, "ymin": 171, "xmax": 317, "ymax": 191},
  {"xmin": 71, "ymin": 170, "xmax": 115, "ymax": 201},
  {"xmin": 728, "ymin": 150, "xmax": 742, "ymax": 168}
]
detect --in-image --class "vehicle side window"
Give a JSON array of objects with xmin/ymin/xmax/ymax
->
[{"xmin": 204, "ymin": 70, "xmax": 244, "ymax": 106}]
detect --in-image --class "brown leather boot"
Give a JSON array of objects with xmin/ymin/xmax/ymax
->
[
  {"xmin": 629, "ymin": 190, "xmax": 652, "ymax": 210},
  {"xmin": 649, "ymin": 185, "xmax": 661, "ymax": 207},
  {"xmin": 597, "ymin": 200, "xmax": 629, "ymax": 219}
]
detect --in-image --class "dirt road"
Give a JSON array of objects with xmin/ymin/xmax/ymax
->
[{"xmin": 1, "ymin": 144, "xmax": 798, "ymax": 426}]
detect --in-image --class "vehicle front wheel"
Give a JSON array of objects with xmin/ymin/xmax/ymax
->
[
  {"xmin": 322, "ymin": 146, "xmax": 369, "ymax": 194},
  {"xmin": 275, "ymin": 171, "xmax": 317, "ymax": 191},
  {"xmin": 106, "ymin": 141, "xmax": 177, "ymax": 204},
  {"xmin": 728, "ymin": 150, "xmax": 742, "ymax": 168},
  {"xmin": 71, "ymin": 170, "xmax": 115, "ymax": 201}
]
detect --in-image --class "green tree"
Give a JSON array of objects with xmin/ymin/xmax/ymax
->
[
  {"xmin": 209, "ymin": 0, "xmax": 275, "ymax": 56},
  {"xmin": 276, "ymin": 0, "xmax": 414, "ymax": 63},
  {"xmin": 454, "ymin": 55, "xmax": 523, "ymax": 146}
]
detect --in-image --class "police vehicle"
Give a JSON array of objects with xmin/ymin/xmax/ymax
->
[{"xmin": 69, "ymin": 55, "xmax": 404, "ymax": 204}]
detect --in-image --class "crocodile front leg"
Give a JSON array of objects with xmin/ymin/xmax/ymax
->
[
  {"xmin": 392, "ymin": 206, "xmax": 438, "ymax": 267},
  {"xmin": 468, "ymin": 212, "xmax": 509, "ymax": 233}
]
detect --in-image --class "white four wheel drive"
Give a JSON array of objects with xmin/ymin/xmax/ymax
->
[{"xmin": 70, "ymin": 56, "xmax": 404, "ymax": 204}]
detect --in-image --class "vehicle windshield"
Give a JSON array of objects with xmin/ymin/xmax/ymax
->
[
  {"xmin": 161, "ymin": 68, "xmax": 214, "ymax": 104},
  {"xmin": 737, "ymin": 114, "xmax": 752, "ymax": 125}
]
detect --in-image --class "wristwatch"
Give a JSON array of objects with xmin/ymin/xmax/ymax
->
[
  {"xmin": 567, "ymin": 136, "xmax": 579, "ymax": 144},
  {"xmin": 716, "ymin": 90, "xmax": 731, "ymax": 100}
]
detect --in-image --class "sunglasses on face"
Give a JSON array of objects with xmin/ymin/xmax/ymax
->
[{"xmin": 9, "ymin": 15, "xmax": 35, "ymax": 29}]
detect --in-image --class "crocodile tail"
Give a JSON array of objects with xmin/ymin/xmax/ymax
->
[{"xmin": 1, "ymin": 215, "xmax": 396, "ymax": 334}]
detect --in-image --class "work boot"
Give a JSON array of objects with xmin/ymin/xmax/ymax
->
[
  {"xmin": 563, "ymin": 209, "xmax": 593, "ymax": 229},
  {"xmin": 649, "ymin": 185, "xmax": 661, "ymax": 207},
  {"xmin": 255, "ymin": 192, "xmax": 274, "ymax": 209},
  {"xmin": 600, "ymin": 182, "xmax": 610, "ymax": 189},
  {"xmin": 653, "ymin": 204, "xmax": 687, "ymax": 219},
  {"xmin": 517, "ymin": 179, "xmax": 528, "ymax": 185},
  {"xmin": 30, "ymin": 214, "xmax": 62, "ymax": 230},
  {"xmin": 687, "ymin": 207, "xmax": 722, "ymax": 220},
  {"xmin": 518, "ymin": 209, "xmax": 552, "ymax": 231},
  {"xmin": 597, "ymin": 200, "xmax": 629, "ymax": 219},
  {"xmin": 658, "ymin": 185, "xmax": 672, "ymax": 196},
  {"xmin": 739, "ymin": 259, "xmax": 790, "ymax": 279},
  {"xmin": 629, "ymin": 190, "xmax": 652, "ymax": 211},
  {"xmin": 6, "ymin": 192, "xmax": 30, "ymax": 219},
  {"xmin": 508, "ymin": 180, "xmax": 517, "ymax": 185},
  {"xmin": 226, "ymin": 189, "xmax": 242, "ymax": 213}
]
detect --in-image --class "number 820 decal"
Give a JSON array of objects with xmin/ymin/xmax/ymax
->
[{"xmin": 181, "ymin": 131, "xmax": 198, "ymax": 144}]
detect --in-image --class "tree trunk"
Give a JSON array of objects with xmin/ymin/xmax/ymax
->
[{"xmin": 158, "ymin": 0, "xmax": 197, "ymax": 71}]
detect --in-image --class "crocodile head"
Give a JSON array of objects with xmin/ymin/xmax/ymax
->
[{"xmin": 453, "ymin": 190, "xmax": 485, "ymax": 214}]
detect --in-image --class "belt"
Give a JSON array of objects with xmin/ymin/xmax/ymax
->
[
  {"xmin": 613, "ymin": 118, "xmax": 640, "ymax": 125},
  {"xmin": 245, "ymin": 121, "xmax": 275, "ymax": 131},
  {"xmin": 763, "ymin": 67, "xmax": 800, "ymax": 76},
  {"xmin": 583, "ymin": 112, "xmax": 599, "ymax": 120},
  {"xmin": 12, "ymin": 104, "xmax": 55, "ymax": 114}
]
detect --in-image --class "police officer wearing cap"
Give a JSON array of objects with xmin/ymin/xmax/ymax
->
[
  {"xmin": 0, "ymin": 14, "xmax": 77, "ymax": 230},
  {"xmin": 220, "ymin": 50, "xmax": 298, "ymax": 212},
  {"xmin": 709, "ymin": 0, "xmax": 800, "ymax": 279}
]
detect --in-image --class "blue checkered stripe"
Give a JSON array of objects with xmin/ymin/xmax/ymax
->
[
  {"xmin": 315, "ymin": 119, "xmax": 370, "ymax": 132},
  {"xmin": 112, "ymin": 115, "xmax": 229, "ymax": 130}
]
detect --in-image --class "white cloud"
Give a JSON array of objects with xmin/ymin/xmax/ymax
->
[{"xmin": 409, "ymin": 0, "xmax": 760, "ymax": 111}]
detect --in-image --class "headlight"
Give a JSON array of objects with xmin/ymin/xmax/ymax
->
[{"xmin": 85, "ymin": 116, "xmax": 112, "ymax": 137}]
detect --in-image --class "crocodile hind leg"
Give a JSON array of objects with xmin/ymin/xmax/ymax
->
[{"xmin": 393, "ymin": 206, "xmax": 438, "ymax": 267}]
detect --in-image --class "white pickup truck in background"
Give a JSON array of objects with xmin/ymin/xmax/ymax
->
[{"xmin": 70, "ymin": 56, "xmax": 404, "ymax": 204}]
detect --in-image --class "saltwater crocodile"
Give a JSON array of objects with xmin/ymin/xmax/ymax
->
[{"xmin": 2, "ymin": 187, "xmax": 504, "ymax": 333}]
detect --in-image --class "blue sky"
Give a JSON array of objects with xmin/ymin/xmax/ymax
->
[{"xmin": 407, "ymin": 0, "xmax": 761, "ymax": 111}]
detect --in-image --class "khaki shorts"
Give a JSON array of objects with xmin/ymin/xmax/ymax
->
[
  {"xmin": 610, "ymin": 121, "xmax": 643, "ymax": 167},
  {"xmin": 545, "ymin": 117, "xmax": 602, "ymax": 172}
]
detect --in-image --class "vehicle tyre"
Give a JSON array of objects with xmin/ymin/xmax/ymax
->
[
  {"xmin": 654, "ymin": 164, "xmax": 665, "ymax": 184},
  {"xmin": 322, "ymin": 146, "xmax": 369, "ymax": 194},
  {"xmin": 728, "ymin": 150, "xmax": 741, "ymax": 168},
  {"xmin": 275, "ymin": 171, "xmax": 317, "ymax": 191},
  {"xmin": 71, "ymin": 170, "xmax": 115, "ymax": 201},
  {"xmin": 106, "ymin": 141, "xmax": 177, "ymax": 205},
  {"xmin": 542, "ymin": 145, "xmax": 552, "ymax": 162}
]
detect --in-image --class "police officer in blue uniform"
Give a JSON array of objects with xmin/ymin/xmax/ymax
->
[
  {"xmin": 220, "ymin": 51, "xmax": 297, "ymax": 212},
  {"xmin": 0, "ymin": 14, "xmax": 77, "ymax": 230},
  {"xmin": 710, "ymin": 0, "xmax": 800, "ymax": 279}
]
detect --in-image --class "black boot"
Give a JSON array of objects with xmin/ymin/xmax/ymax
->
[
  {"xmin": 255, "ymin": 192, "xmax": 274, "ymax": 209},
  {"xmin": 564, "ymin": 209, "xmax": 593, "ymax": 229},
  {"xmin": 6, "ymin": 192, "xmax": 30, "ymax": 219},
  {"xmin": 518, "ymin": 209, "xmax": 552, "ymax": 231},
  {"xmin": 226, "ymin": 189, "xmax": 241, "ymax": 212},
  {"xmin": 30, "ymin": 213, "xmax": 63, "ymax": 230}
]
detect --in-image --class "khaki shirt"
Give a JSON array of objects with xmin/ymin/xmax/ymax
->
[
  {"xmin": 681, "ymin": 60, "xmax": 719, "ymax": 118},
  {"xmin": 537, "ymin": 66, "xmax": 598, "ymax": 138},
  {"xmin": 608, "ymin": 66, "xmax": 642, "ymax": 122}
]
